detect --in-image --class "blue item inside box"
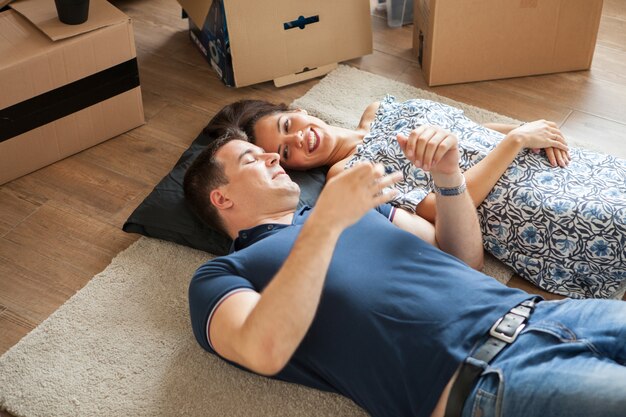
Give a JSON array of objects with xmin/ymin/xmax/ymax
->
[{"xmin": 186, "ymin": 1, "xmax": 235, "ymax": 86}]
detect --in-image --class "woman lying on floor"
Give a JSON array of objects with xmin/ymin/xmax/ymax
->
[{"xmin": 202, "ymin": 97, "xmax": 626, "ymax": 299}]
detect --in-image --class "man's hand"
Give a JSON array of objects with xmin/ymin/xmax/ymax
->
[
  {"xmin": 397, "ymin": 125, "xmax": 460, "ymax": 176},
  {"xmin": 397, "ymin": 125, "xmax": 483, "ymax": 269},
  {"xmin": 314, "ymin": 162, "xmax": 402, "ymax": 230},
  {"xmin": 507, "ymin": 120, "xmax": 570, "ymax": 167}
]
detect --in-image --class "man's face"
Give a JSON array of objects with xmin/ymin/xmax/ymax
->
[{"xmin": 215, "ymin": 140, "xmax": 301, "ymax": 213}]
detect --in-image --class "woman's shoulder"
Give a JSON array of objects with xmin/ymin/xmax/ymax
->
[
  {"xmin": 356, "ymin": 101, "xmax": 381, "ymax": 132},
  {"xmin": 357, "ymin": 95, "xmax": 446, "ymax": 135},
  {"xmin": 327, "ymin": 157, "xmax": 354, "ymax": 180}
]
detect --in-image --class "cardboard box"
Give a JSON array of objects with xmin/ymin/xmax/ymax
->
[
  {"xmin": 177, "ymin": 0, "xmax": 373, "ymax": 87},
  {"xmin": 413, "ymin": 0, "xmax": 604, "ymax": 86},
  {"xmin": 0, "ymin": 0, "xmax": 144, "ymax": 185}
]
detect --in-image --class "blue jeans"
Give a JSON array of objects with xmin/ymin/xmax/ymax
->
[{"xmin": 461, "ymin": 299, "xmax": 626, "ymax": 417}]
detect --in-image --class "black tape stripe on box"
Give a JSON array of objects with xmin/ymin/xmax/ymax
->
[{"xmin": 0, "ymin": 58, "xmax": 140, "ymax": 143}]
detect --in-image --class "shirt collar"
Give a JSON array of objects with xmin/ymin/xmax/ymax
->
[{"xmin": 229, "ymin": 206, "xmax": 311, "ymax": 252}]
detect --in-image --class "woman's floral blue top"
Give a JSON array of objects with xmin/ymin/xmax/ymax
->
[{"xmin": 346, "ymin": 96, "xmax": 626, "ymax": 298}]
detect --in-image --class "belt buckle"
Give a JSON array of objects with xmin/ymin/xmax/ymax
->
[{"xmin": 489, "ymin": 314, "xmax": 526, "ymax": 344}]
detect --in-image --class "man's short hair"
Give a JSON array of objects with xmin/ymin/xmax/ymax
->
[
  {"xmin": 183, "ymin": 130, "xmax": 247, "ymax": 236},
  {"xmin": 203, "ymin": 100, "xmax": 289, "ymax": 144}
]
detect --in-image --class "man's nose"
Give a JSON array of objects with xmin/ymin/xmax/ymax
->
[{"xmin": 264, "ymin": 152, "xmax": 280, "ymax": 166}]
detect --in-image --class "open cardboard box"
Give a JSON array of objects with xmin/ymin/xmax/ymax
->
[
  {"xmin": 413, "ymin": 0, "xmax": 604, "ymax": 86},
  {"xmin": 0, "ymin": 0, "xmax": 144, "ymax": 185},
  {"xmin": 177, "ymin": 0, "xmax": 373, "ymax": 87}
]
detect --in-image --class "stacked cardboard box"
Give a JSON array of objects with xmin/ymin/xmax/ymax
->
[{"xmin": 0, "ymin": 0, "xmax": 145, "ymax": 184}]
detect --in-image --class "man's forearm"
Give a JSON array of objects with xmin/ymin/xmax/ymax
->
[
  {"xmin": 237, "ymin": 213, "xmax": 340, "ymax": 374},
  {"xmin": 432, "ymin": 172, "xmax": 484, "ymax": 269},
  {"xmin": 236, "ymin": 213, "xmax": 343, "ymax": 374}
]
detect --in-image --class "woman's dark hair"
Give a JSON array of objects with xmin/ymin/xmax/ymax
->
[
  {"xmin": 203, "ymin": 100, "xmax": 289, "ymax": 144},
  {"xmin": 183, "ymin": 130, "xmax": 247, "ymax": 236}
]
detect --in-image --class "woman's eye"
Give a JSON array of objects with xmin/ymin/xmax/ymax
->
[
  {"xmin": 282, "ymin": 146, "xmax": 289, "ymax": 160},
  {"xmin": 284, "ymin": 119, "xmax": 289, "ymax": 133}
]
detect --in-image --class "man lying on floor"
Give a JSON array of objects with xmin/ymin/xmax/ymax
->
[{"xmin": 183, "ymin": 127, "xmax": 626, "ymax": 417}]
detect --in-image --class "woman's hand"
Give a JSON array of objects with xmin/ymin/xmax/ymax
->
[
  {"xmin": 397, "ymin": 125, "xmax": 460, "ymax": 176},
  {"xmin": 508, "ymin": 120, "xmax": 570, "ymax": 167}
]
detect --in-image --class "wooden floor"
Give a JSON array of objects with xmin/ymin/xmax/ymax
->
[{"xmin": 1, "ymin": 0, "xmax": 625, "ymax": 366}]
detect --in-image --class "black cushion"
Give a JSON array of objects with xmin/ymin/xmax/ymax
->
[{"xmin": 123, "ymin": 132, "xmax": 327, "ymax": 255}]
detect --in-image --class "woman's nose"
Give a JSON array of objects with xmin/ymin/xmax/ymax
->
[{"xmin": 288, "ymin": 131, "xmax": 304, "ymax": 147}]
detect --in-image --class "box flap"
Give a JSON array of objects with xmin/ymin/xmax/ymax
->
[
  {"xmin": 10, "ymin": 0, "xmax": 129, "ymax": 41},
  {"xmin": 176, "ymin": 0, "xmax": 212, "ymax": 30}
]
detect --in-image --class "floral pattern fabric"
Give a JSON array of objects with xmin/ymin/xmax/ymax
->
[{"xmin": 346, "ymin": 96, "xmax": 626, "ymax": 298}]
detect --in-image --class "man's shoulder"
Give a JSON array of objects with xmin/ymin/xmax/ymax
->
[
  {"xmin": 191, "ymin": 256, "xmax": 238, "ymax": 284},
  {"xmin": 189, "ymin": 255, "xmax": 255, "ymax": 308}
]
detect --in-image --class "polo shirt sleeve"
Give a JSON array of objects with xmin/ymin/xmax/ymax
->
[
  {"xmin": 188, "ymin": 258, "xmax": 256, "ymax": 354},
  {"xmin": 375, "ymin": 203, "xmax": 397, "ymax": 222}
]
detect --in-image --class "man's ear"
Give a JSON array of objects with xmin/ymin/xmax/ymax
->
[{"xmin": 209, "ymin": 188, "xmax": 233, "ymax": 210}]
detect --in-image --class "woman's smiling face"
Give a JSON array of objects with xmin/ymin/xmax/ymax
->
[{"xmin": 253, "ymin": 110, "xmax": 337, "ymax": 170}]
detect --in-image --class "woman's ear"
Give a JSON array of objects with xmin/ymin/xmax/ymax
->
[
  {"xmin": 210, "ymin": 188, "xmax": 233, "ymax": 210},
  {"xmin": 295, "ymin": 108, "xmax": 308, "ymax": 115}
]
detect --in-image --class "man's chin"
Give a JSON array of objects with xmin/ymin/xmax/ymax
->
[
  {"xmin": 279, "ymin": 177, "xmax": 299, "ymax": 192},
  {"xmin": 290, "ymin": 184, "xmax": 302, "ymax": 199},
  {"xmin": 274, "ymin": 175, "xmax": 301, "ymax": 205},
  {"xmin": 286, "ymin": 184, "xmax": 302, "ymax": 205}
]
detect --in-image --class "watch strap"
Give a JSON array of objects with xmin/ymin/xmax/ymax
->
[{"xmin": 432, "ymin": 175, "xmax": 467, "ymax": 196}]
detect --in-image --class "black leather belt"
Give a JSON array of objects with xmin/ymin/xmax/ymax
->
[{"xmin": 444, "ymin": 298, "xmax": 540, "ymax": 417}]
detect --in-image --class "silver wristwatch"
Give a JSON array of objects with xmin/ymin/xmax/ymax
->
[{"xmin": 432, "ymin": 175, "xmax": 467, "ymax": 196}]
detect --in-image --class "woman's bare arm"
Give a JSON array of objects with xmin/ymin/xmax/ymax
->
[
  {"xmin": 415, "ymin": 120, "xmax": 569, "ymax": 222},
  {"xmin": 484, "ymin": 122, "xmax": 570, "ymax": 167},
  {"xmin": 483, "ymin": 122, "xmax": 520, "ymax": 134}
]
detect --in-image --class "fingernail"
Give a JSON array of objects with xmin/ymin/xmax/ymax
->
[{"xmin": 415, "ymin": 160, "xmax": 422, "ymax": 168}]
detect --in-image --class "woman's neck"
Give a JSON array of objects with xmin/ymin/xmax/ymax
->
[{"xmin": 327, "ymin": 126, "xmax": 365, "ymax": 165}]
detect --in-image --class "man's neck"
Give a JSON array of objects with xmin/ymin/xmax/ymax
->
[
  {"xmin": 257, "ymin": 210, "xmax": 296, "ymax": 227},
  {"xmin": 227, "ymin": 209, "xmax": 296, "ymax": 239}
]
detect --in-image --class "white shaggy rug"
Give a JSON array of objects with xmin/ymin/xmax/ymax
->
[{"xmin": 0, "ymin": 65, "xmax": 617, "ymax": 417}]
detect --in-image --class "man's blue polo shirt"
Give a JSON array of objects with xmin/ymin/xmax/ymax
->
[{"xmin": 189, "ymin": 206, "xmax": 529, "ymax": 417}]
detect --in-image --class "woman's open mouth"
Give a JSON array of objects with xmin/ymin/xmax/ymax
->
[{"xmin": 307, "ymin": 128, "xmax": 320, "ymax": 153}]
